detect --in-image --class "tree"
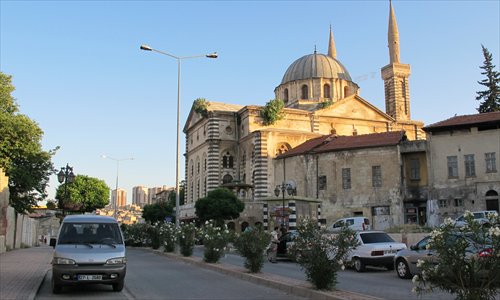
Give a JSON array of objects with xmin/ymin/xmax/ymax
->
[
  {"xmin": 0, "ymin": 72, "xmax": 57, "ymax": 214},
  {"xmin": 259, "ymin": 98, "xmax": 285, "ymax": 125},
  {"xmin": 476, "ymin": 45, "xmax": 500, "ymax": 113},
  {"xmin": 55, "ymin": 175, "xmax": 110, "ymax": 213},
  {"xmin": 167, "ymin": 180, "xmax": 185, "ymax": 206},
  {"xmin": 195, "ymin": 188, "xmax": 244, "ymax": 226},
  {"xmin": 142, "ymin": 201, "xmax": 174, "ymax": 224}
]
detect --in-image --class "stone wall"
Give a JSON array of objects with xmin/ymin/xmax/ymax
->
[{"xmin": 0, "ymin": 169, "xmax": 39, "ymax": 253}]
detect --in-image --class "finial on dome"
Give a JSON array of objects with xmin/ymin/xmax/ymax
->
[
  {"xmin": 314, "ymin": 45, "xmax": 317, "ymax": 54},
  {"xmin": 328, "ymin": 25, "xmax": 337, "ymax": 58}
]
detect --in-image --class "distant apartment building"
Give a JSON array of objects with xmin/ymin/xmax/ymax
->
[
  {"xmin": 147, "ymin": 186, "xmax": 169, "ymax": 205},
  {"xmin": 111, "ymin": 188, "xmax": 127, "ymax": 208},
  {"xmin": 132, "ymin": 186, "xmax": 148, "ymax": 208}
]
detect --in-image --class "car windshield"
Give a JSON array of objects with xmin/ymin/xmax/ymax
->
[
  {"xmin": 360, "ymin": 232, "xmax": 395, "ymax": 244},
  {"xmin": 58, "ymin": 222, "xmax": 123, "ymax": 245}
]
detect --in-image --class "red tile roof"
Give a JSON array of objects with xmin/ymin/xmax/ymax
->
[
  {"xmin": 278, "ymin": 131, "xmax": 406, "ymax": 158},
  {"xmin": 423, "ymin": 111, "xmax": 500, "ymax": 131}
]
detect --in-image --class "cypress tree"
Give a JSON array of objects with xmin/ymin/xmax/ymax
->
[{"xmin": 476, "ymin": 45, "xmax": 500, "ymax": 113}]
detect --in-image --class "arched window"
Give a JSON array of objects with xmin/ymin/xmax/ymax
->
[
  {"xmin": 275, "ymin": 143, "xmax": 291, "ymax": 156},
  {"xmin": 241, "ymin": 222, "xmax": 249, "ymax": 232},
  {"xmin": 222, "ymin": 152, "xmax": 234, "ymax": 169},
  {"xmin": 284, "ymin": 89, "xmax": 289, "ymax": 103},
  {"xmin": 323, "ymin": 84, "xmax": 331, "ymax": 98},
  {"xmin": 222, "ymin": 174, "xmax": 233, "ymax": 184},
  {"xmin": 301, "ymin": 85, "xmax": 308, "ymax": 99},
  {"xmin": 344, "ymin": 86, "xmax": 349, "ymax": 97},
  {"xmin": 485, "ymin": 190, "xmax": 499, "ymax": 212}
]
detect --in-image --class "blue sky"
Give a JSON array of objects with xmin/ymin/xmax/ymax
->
[{"xmin": 1, "ymin": 0, "xmax": 499, "ymax": 205}]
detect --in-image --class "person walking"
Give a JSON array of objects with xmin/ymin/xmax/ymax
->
[{"xmin": 268, "ymin": 226, "xmax": 280, "ymax": 263}]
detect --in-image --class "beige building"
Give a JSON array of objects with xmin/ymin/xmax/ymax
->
[
  {"xmin": 182, "ymin": 2, "xmax": 425, "ymax": 230},
  {"xmin": 132, "ymin": 186, "xmax": 148, "ymax": 208},
  {"xmin": 111, "ymin": 188, "xmax": 127, "ymax": 208},
  {"xmin": 423, "ymin": 111, "xmax": 500, "ymax": 225}
]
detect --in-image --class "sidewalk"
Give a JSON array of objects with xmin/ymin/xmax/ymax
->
[{"xmin": 0, "ymin": 245, "xmax": 53, "ymax": 300}]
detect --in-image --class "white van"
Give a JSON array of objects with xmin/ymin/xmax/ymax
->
[
  {"xmin": 327, "ymin": 217, "xmax": 371, "ymax": 233},
  {"xmin": 50, "ymin": 215, "xmax": 126, "ymax": 294}
]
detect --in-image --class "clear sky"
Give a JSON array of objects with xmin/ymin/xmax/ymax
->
[{"xmin": 1, "ymin": 0, "xmax": 499, "ymax": 205}]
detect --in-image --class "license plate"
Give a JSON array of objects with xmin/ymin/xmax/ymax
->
[{"xmin": 78, "ymin": 275, "xmax": 102, "ymax": 281}]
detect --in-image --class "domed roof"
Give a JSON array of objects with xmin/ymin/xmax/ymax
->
[{"xmin": 281, "ymin": 53, "xmax": 352, "ymax": 84}]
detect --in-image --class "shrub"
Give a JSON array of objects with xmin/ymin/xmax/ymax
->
[
  {"xmin": 123, "ymin": 223, "xmax": 152, "ymax": 247},
  {"xmin": 260, "ymin": 98, "xmax": 284, "ymax": 125},
  {"xmin": 289, "ymin": 218, "xmax": 358, "ymax": 290},
  {"xmin": 413, "ymin": 211, "xmax": 500, "ymax": 300},
  {"xmin": 199, "ymin": 220, "xmax": 233, "ymax": 263},
  {"xmin": 233, "ymin": 228, "xmax": 271, "ymax": 273},
  {"xmin": 148, "ymin": 222, "xmax": 161, "ymax": 249},
  {"xmin": 178, "ymin": 222, "xmax": 197, "ymax": 256},
  {"xmin": 159, "ymin": 222, "xmax": 178, "ymax": 252}
]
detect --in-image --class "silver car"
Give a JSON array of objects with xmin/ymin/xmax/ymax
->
[{"xmin": 50, "ymin": 215, "xmax": 126, "ymax": 293}]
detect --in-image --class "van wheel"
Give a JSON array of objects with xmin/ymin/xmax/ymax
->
[
  {"xmin": 113, "ymin": 280, "xmax": 124, "ymax": 292},
  {"xmin": 353, "ymin": 258, "xmax": 365, "ymax": 272},
  {"xmin": 52, "ymin": 279, "xmax": 62, "ymax": 294}
]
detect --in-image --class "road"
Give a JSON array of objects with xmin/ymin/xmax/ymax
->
[
  {"xmin": 193, "ymin": 247, "xmax": 455, "ymax": 300},
  {"xmin": 35, "ymin": 247, "xmax": 307, "ymax": 300}
]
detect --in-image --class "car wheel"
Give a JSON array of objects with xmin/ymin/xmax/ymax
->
[
  {"xmin": 396, "ymin": 259, "xmax": 412, "ymax": 279},
  {"xmin": 353, "ymin": 258, "xmax": 365, "ymax": 272},
  {"xmin": 112, "ymin": 280, "xmax": 124, "ymax": 292},
  {"xmin": 51, "ymin": 278, "xmax": 62, "ymax": 294}
]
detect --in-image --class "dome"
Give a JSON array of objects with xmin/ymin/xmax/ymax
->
[{"xmin": 281, "ymin": 53, "xmax": 352, "ymax": 84}]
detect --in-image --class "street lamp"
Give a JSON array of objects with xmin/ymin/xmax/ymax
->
[
  {"xmin": 274, "ymin": 182, "xmax": 296, "ymax": 230},
  {"xmin": 140, "ymin": 44, "xmax": 217, "ymax": 227},
  {"xmin": 102, "ymin": 155, "xmax": 134, "ymax": 219},
  {"xmin": 57, "ymin": 164, "xmax": 76, "ymax": 219}
]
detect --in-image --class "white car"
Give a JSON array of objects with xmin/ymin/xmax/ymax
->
[{"xmin": 346, "ymin": 231, "xmax": 407, "ymax": 272}]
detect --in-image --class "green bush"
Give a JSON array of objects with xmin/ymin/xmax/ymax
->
[
  {"xmin": 149, "ymin": 222, "xmax": 161, "ymax": 249},
  {"xmin": 290, "ymin": 218, "xmax": 358, "ymax": 290},
  {"xmin": 233, "ymin": 228, "xmax": 271, "ymax": 273},
  {"xmin": 159, "ymin": 222, "xmax": 178, "ymax": 252},
  {"xmin": 123, "ymin": 223, "xmax": 152, "ymax": 247},
  {"xmin": 413, "ymin": 211, "xmax": 500, "ymax": 300},
  {"xmin": 260, "ymin": 98, "xmax": 284, "ymax": 125},
  {"xmin": 178, "ymin": 222, "xmax": 197, "ymax": 256},
  {"xmin": 199, "ymin": 220, "xmax": 233, "ymax": 263}
]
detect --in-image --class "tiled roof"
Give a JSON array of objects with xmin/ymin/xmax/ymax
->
[
  {"xmin": 423, "ymin": 111, "xmax": 500, "ymax": 131},
  {"xmin": 278, "ymin": 131, "xmax": 406, "ymax": 158}
]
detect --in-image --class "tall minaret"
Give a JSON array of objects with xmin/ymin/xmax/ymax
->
[
  {"xmin": 381, "ymin": 0, "xmax": 411, "ymax": 121},
  {"xmin": 328, "ymin": 25, "xmax": 337, "ymax": 58}
]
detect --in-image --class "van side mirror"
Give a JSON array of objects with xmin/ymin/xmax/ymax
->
[{"xmin": 49, "ymin": 237, "xmax": 57, "ymax": 248}]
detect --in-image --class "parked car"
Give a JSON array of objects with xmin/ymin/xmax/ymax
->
[
  {"xmin": 346, "ymin": 231, "xmax": 407, "ymax": 272},
  {"xmin": 326, "ymin": 217, "xmax": 371, "ymax": 233},
  {"xmin": 277, "ymin": 230, "xmax": 298, "ymax": 259},
  {"xmin": 453, "ymin": 210, "xmax": 498, "ymax": 227},
  {"xmin": 50, "ymin": 215, "xmax": 126, "ymax": 294},
  {"xmin": 394, "ymin": 234, "xmax": 493, "ymax": 279}
]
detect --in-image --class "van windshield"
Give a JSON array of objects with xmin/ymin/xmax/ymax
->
[{"xmin": 58, "ymin": 222, "xmax": 123, "ymax": 245}]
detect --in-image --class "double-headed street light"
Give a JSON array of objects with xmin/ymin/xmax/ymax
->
[
  {"xmin": 140, "ymin": 44, "xmax": 217, "ymax": 227},
  {"xmin": 274, "ymin": 182, "xmax": 296, "ymax": 230},
  {"xmin": 57, "ymin": 164, "xmax": 76, "ymax": 219},
  {"xmin": 102, "ymin": 155, "xmax": 134, "ymax": 220}
]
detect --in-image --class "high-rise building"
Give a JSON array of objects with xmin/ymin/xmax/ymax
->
[
  {"xmin": 147, "ymin": 185, "xmax": 169, "ymax": 205},
  {"xmin": 111, "ymin": 188, "xmax": 127, "ymax": 208},
  {"xmin": 132, "ymin": 186, "xmax": 148, "ymax": 208}
]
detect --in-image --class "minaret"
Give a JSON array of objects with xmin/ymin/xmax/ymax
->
[
  {"xmin": 328, "ymin": 25, "xmax": 337, "ymax": 58},
  {"xmin": 381, "ymin": 0, "xmax": 411, "ymax": 121}
]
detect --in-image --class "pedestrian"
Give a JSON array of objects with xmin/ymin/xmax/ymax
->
[{"xmin": 267, "ymin": 226, "xmax": 279, "ymax": 263}]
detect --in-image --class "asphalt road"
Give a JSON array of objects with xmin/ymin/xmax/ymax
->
[{"xmin": 36, "ymin": 247, "xmax": 307, "ymax": 300}]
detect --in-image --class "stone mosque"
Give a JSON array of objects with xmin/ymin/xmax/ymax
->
[{"xmin": 181, "ymin": 2, "xmax": 427, "ymax": 231}]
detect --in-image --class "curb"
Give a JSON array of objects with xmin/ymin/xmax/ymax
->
[{"xmin": 152, "ymin": 249, "xmax": 384, "ymax": 300}]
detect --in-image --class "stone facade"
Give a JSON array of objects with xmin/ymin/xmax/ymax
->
[{"xmin": 424, "ymin": 112, "xmax": 500, "ymax": 225}]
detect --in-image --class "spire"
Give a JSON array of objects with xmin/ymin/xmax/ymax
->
[
  {"xmin": 388, "ymin": 0, "xmax": 400, "ymax": 63},
  {"xmin": 328, "ymin": 25, "xmax": 337, "ymax": 58}
]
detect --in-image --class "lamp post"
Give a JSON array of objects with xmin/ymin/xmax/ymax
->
[
  {"xmin": 57, "ymin": 164, "xmax": 76, "ymax": 219},
  {"xmin": 102, "ymin": 155, "xmax": 134, "ymax": 219},
  {"xmin": 274, "ymin": 182, "xmax": 296, "ymax": 230},
  {"xmin": 140, "ymin": 44, "xmax": 217, "ymax": 227}
]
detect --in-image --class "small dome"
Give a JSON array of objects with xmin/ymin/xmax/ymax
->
[{"xmin": 281, "ymin": 53, "xmax": 352, "ymax": 84}]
